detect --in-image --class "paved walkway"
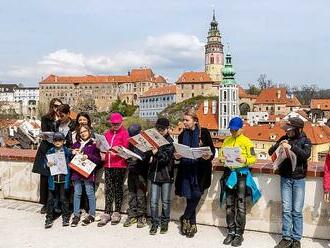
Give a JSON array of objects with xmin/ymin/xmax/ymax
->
[{"xmin": 0, "ymin": 199, "xmax": 328, "ymax": 248}]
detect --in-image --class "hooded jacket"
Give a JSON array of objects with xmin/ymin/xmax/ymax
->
[{"xmin": 104, "ymin": 126, "xmax": 129, "ymax": 169}]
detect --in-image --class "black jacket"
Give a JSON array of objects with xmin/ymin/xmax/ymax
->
[
  {"xmin": 148, "ymin": 134, "xmax": 175, "ymax": 183},
  {"xmin": 175, "ymin": 127, "xmax": 216, "ymax": 195},
  {"xmin": 268, "ymin": 132, "xmax": 312, "ymax": 179},
  {"xmin": 32, "ymin": 115, "xmax": 60, "ymax": 176},
  {"xmin": 127, "ymin": 144, "xmax": 152, "ymax": 179}
]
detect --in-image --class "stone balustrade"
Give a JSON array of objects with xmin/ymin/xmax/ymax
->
[{"xmin": 0, "ymin": 147, "xmax": 329, "ymax": 239}]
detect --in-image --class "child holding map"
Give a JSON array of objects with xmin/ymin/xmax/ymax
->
[
  {"xmin": 44, "ymin": 132, "xmax": 72, "ymax": 229},
  {"xmin": 70, "ymin": 124, "xmax": 101, "ymax": 227}
]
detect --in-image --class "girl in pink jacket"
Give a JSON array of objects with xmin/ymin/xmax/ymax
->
[
  {"xmin": 98, "ymin": 113, "xmax": 129, "ymax": 226},
  {"xmin": 323, "ymin": 147, "xmax": 330, "ymax": 202}
]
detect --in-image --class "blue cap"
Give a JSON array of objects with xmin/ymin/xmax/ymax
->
[
  {"xmin": 53, "ymin": 132, "xmax": 66, "ymax": 141},
  {"xmin": 228, "ymin": 117, "xmax": 243, "ymax": 131}
]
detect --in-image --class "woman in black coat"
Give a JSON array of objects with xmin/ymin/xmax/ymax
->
[
  {"xmin": 32, "ymin": 98, "xmax": 62, "ymax": 213},
  {"xmin": 174, "ymin": 108, "xmax": 215, "ymax": 238}
]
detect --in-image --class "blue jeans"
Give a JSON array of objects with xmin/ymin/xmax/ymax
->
[
  {"xmin": 73, "ymin": 180, "xmax": 96, "ymax": 217},
  {"xmin": 150, "ymin": 182, "xmax": 172, "ymax": 225},
  {"xmin": 280, "ymin": 177, "xmax": 305, "ymax": 241}
]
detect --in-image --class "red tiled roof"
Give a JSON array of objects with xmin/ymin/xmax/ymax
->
[
  {"xmin": 141, "ymin": 85, "xmax": 176, "ymax": 97},
  {"xmin": 0, "ymin": 119, "xmax": 19, "ymax": 129},
  {"xmin": 243, "ymin": 122, "xmax": 330, "ymax": 144},
  {"xmin": 255, "ymin": 87, "xmax": 301, "ymax": 106},
  {"xmin": 196, "ymin": 100, "xmax": 219, "ymax": 130},
  {"xmin": 311, "ymin": 99, "xmax": 330, "ymax": 110},
  {"xmin": 0, "ymin": 147, "xmax": 36, "ymax": 162},
  {"xmin": 40, "ymin": 68, "xmax": 167, "ymax": 85},
  {"xmin": 176, "ymin": 71, "xmax": 214, "ymax": 84}
]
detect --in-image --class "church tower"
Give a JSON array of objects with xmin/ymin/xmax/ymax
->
[
  {"xmin": 205, "ymin": 11, "xmax": 224, "ymax": 82},
  {"xmin": 218, "ymin": 53, "xmax": 239, "ymax": 131}
]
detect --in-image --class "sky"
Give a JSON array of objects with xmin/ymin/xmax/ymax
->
[{"xmin": 0, "ymin": 0, "xmax": 329, "ymax": 88}]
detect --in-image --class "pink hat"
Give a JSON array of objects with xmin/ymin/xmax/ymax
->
[{"xmin": 109, "ymin": 112, "xmax": 123, "ymax": 124}]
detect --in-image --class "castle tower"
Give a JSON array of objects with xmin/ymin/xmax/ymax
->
[
  {"xmin": 218, "ymin": 53, "xmax": 239, "ymax": 131},
  {"xmin": 205, "ymin": 11, "xmax": 224, "ymax": 82}
]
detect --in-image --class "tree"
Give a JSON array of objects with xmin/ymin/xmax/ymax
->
[
  {"xmin": 110, "ymin": 99, "xmax": 137, "ymax": 117},
  {"xmin": 247, "ymin": 83, "xmax": 261, "ymax": 95},
  {"xmin": 292, "ymin": 84, "xmax": 319, "ymax": 106},
  {"xmin": 75, "ymin": 97, "xmax": 97, "ymax": 113},
  {"xmin": 257, "ymin": 74, "xmax": 274, "ymax": 89}
]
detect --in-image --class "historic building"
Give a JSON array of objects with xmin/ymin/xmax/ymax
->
[
  {"xmin": 253, "ymin": 87, "xmax": 301, "ymax": 115},
  {"xmin": 218, "ymin": 53, "xmax": 239, "ymax": 131},
  {"xmin": 139, "ymin": 85, "xmax": 176, "ymax": 120},
  {"xmin": 39, "ymin": 68, "xmax": 169, "ymax": 112},
  {"xmin": 175, "ymin": 12, "xmax": 224, "ymax": 102},
  {"xmin": 205, "ymin": 11, "xmax": 224, "ymax": 82}
]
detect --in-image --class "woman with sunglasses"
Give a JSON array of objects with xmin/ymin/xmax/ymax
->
[{"xmin": 32, "ymin": 98, "xmax": 63, "ymax": 214}]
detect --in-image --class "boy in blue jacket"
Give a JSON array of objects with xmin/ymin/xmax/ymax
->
[{"xmin": 45, "ymin": 132, "xmax": 72, "ymax": 228}]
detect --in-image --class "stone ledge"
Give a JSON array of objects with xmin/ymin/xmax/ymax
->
[{"xmin": 0, "ymin": 148, "xmax": 325, "ymax": 177}]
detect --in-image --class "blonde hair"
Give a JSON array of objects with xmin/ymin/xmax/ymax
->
[{"xmin": 184, "ymin": 107, "xmax": 199, "ymax": 123}]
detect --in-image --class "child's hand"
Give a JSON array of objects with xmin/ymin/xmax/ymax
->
[
  {"xmin": 81, "ymin": 155, "xmax": 88, "ymax": 161},
  {"xmin": 72, "ymin": 149, "xmax": 80, "ymax": 155},
  {"xmin": 152, "ymin": 148, "xmax": 158, "ymax": 155},
  {"xmin": 174, "ymin": 152, "xmax": 182, "ymax": 160},
  {"xmin": 100, "ymin": 152, "xmax": 106, "ymax": 161},
  {"xmin": 47, "ymin": 161, "xmax": 55, "ymax": 167},
  {"xmin": 236, "ymin": 156, "xmax": 247, "ymax": 164},
  {"xmin": 324, "ymin": 192, "xmax": 330, "ymax": 203}
]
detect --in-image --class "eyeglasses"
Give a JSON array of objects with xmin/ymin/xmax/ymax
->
[{"xmin": 80, "ymin": 130, "xmax": 89, "ymax": 135}]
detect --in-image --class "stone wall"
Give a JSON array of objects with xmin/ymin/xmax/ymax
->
[{"xmin": 0, "ymin": 148, "xmax": 329, "ymax": 239}]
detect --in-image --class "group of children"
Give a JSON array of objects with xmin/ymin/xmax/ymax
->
[{"xmin": 43, "ymin": 112, "xmax": 175, "ymax": 236}]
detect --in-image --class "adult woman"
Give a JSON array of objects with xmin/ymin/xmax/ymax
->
[
  {"xmin": 174, "ymin": 108, "xmax": 215, "ymax": 238},
  {"xmin": 98, "ymin": 112, "xmax": 129, "ymax": 226},
  {"xmin": 57, "ymin": 104, "xmax": 75, "ymax": 148},
  {"xmin": 32, "ymin": 98, "xmax": 62, "ymax": 213}
]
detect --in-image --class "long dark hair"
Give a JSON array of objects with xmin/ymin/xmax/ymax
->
[
  {"xmin": 75, "ymin": 124, "xmax": 92, "ymax": 142},
  {"xmin": 76, "ymin": 112, "xmax": 92, "ymax": 127},
  {"xmin": 45, "ymin": 98, "xmax": 63, "ymax": 120}
]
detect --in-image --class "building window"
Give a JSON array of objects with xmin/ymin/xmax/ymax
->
[
  {"xmin": 224, "ymin": 91, "xmax": 227, "ymax": 100},
  {"xmin": 224, "ymin": 105, "xmax": 227, "ymax": 113},
  {"xmin": 192, "ymin": 85, "xmax": 194, "ymax": 90},
  {"xmin": 278, "ymin": 107, "xmax": 280, "ymax": 111},
  {"xmin": 192, "ymin": 93, "xmax": 194, "ymax": 97},
  {"xmin": 181, "ymin": 93, "xmax": 184, "ymax": 98},
  {"xmin": 210, "ymin": 56, "xmax": 214, "ymax": 64}
]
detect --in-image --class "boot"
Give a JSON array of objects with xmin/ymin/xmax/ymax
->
[
  {"xmin": 223, "ymin": 233, "xmax": 235, "ymax": 245},
  {"xmin": 231, "ymin": 234, "xmax": 243, "ymax": 247},
  {"xmin": 274, "ymin": 239, "xmax": 293, "ymax": 248},
  {"xmin": 186, "ymin": 223, "xmax": 197, "ymax": 238}
]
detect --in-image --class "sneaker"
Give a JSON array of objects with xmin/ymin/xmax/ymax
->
[
  {"xmin": 223, "ymin": 233, "xmax": 235, "ymax": 245},
  {"xmin": 44, "ymin": 219, "xmax": 53, "ymax": 229},
  {"xmin": 71, "ymin": 216, "xmax": 80, "ymax": 227},
  {"xmin": 186, "ymin": 224, "xmax": 197, "ymax": 238},
  {"xmin": 160, "ymin": 223, "xmax": 168, "ymax": 234},
  {"xmin": 137, "ymin": 217, "xmax": 147, "ymax": 228},
  {"xmin": 149, "ymin": 224, "xmax": 158, "ymax": 235},
  {"xmin": 231, "ymin": 234, "xmax": 243, "ymax": 247},
  {"xmin": 82, "ymin": 215, "xmax": 95, "ymax": 226},
  {"xmin": 111, "ymin": 212, "xmax": 121, "ymax": 225},
  {"xmin": 62, "ymin": 218, "xmax": 70, "ymax": 227},
  {"xmin": 97, "ymin": 213, "xmax": 111, "ymax": 227},
  {"xmin": 40, "ymin": 205, "xmax": 47, "ymax": 214},
  {"xmin": 180, "ymin": 218, "xmax": 190, "ymax": 236},
  {"xmin": 274, "ymin": 239, "xmax": 293, "ymax": 248},
  {"xmin": 95, "ymin": 215, "xmax": 101, "ymax": 222},
  {"xmin": 291, "ymin": 240, "xmax": 301, "ymax": 248},
  {"xmin": 123, "ymin": 217, "xmax": 137, "ymax": 227}
]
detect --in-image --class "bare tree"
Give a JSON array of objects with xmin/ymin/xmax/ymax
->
[{"xmin": 257, "ymin": 74, "xmax": 274, "ymax": 89}]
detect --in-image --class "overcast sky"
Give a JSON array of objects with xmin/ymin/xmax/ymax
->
[{"xmin": 0, "ymin": 0, "xmax": 329, "ymax": 88}]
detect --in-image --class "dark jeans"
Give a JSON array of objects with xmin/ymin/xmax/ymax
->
[
  {"xmin": 225, "ymin": 174, "xmax": 247, "ymax": 235},
  {"xmin": 150, "ymin": 182, "xmax": 172, "ymax": 225},
  {"xmin": 182, "ymin": 196, "xmax": 201, "ymax": 224},
  {"xmin": 127, "ymin": 172, "xmax": 147, "ymax": 218},
  {"xmin": 39, "ymin": 175, "xmax": 49, "ymax": 205},
  {"xmin": 46, "ymin": 183, "xmax": 70, "ymax": 221}
]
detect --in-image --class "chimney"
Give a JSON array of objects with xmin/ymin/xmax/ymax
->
[
  {"xmin": 54, "ymin": 76, "xmax": 58, "ymax": 83},
  {"xmin": 276, "ymin": 90, "xmax": 281, "ymax": 99}
]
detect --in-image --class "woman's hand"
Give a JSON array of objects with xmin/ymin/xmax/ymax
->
[
  {"xmin": 201, "ymin": 153, "xmax": 211, "ymax": 160},
  {"xmin": 324, "ymin": 192, "xmax": 330, "ymax": 203},
  {"xmin": 236, "ymin": 156, "xmax": 247, "ymax": 164},
  {"xmin": 174, "ymin": 152, "xmax": 182, "ymax": 160}
]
